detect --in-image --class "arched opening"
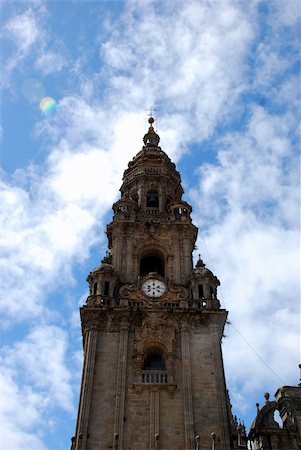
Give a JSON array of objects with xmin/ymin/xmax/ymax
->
[
  {"xmin": 93, "ymin": 282, "xmax": 97, "ymax": 295},
  {"xmin": 104, "ymin": 281, "xmax": 110, "ymax": 296},
  {"xmin": 198, "ymin": 284, "xmax": 204, "ymax": 298},
  {"xmin": 140, "ymin": 255, "xmax": 164, "ymax": 277},
  {"xmin": 273, "ymin": 409, "xmax": 282, "ymax": 428},
  {"xmin": 143, "ymin": 351, "xmax": 165, "ymax": 370},
  {"xmin": 146, "ymin": 190, "xmax": 159, "ymax": 208}
]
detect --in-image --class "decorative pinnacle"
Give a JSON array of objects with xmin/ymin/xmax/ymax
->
[
  {"xmin": 264, "ymin": 392, "xmax": 270, "ymax": 402},
  {"xmin": 143, "ymin": 116, "xmax": 160, "ymax": 147},
  {"xmin": 196, "ymin": 254, "xmax": 206, "ymax": 268}
]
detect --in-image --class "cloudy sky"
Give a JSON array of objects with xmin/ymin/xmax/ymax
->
[{"xmin": 0, "ymin": 0, "xmax": 300, "ymax": 449}]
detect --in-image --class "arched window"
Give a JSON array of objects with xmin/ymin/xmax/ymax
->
[
  {"xmin": 104, "ymin": 281, "xmax": 110, "ymax": 296},
  {"xmin": 143, "ymin": 351, "xmax": 165, "ymax": 370},
  {"xmin": 140, "ymin": 255, "xmax": 164, "ymax": 277},
  {"xmin": 93, "ymin": 282, "xmax": 97, "ymax": 295},
  {"xmin": 146, "ymin": 190, "xmax": 159, "ymax": 208},
  {"xmin": 198, "ymin": 284, "xmax": 204, "ymax": 298}
]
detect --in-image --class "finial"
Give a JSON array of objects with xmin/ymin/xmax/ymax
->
[
  {"xmin": 256, "ymin": 403, "xmax": 260, "ymax": 413},
  {"xmin": 101, "ymin": 251, "xmax": 112, "ymax": 264},
  {"xmin": 264, "ymin": 392, "xmax": 270, "ymax": 402},
  {"xmin": 143, "ymin": 115, "xmax": 160, "ymax": 147},
  {"xmin": 196, "ymin": 254, "xmax": 206, "ymax": 268}
]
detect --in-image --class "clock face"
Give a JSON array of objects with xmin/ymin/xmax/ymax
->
[{"xmin": 142, "ymin": 279, "xmax": 166, "ymax": 298}]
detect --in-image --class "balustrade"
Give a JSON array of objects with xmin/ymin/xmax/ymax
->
[
  {"xmin": 86, "ymin": 295, "xmax": 111, "ymax": 307},
  {"xmin": 141, "ymin": 370, "xmax": 168, "ymax": 384}
]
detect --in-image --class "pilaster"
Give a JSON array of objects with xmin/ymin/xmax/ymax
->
[
  {"xmin": 181, "ymin": 321, "xmax": 195, "ymax": 450},
  {"xmin": 210, "ymin": 321, "xmax": 232, "ymax": 450},
  {"xmin": 113, "ymin": 319, "xmax": 130, "ymax": 450},
  {"xmin": 149, "ymin": 388, "xmax": 160, "ymax": 450},
  {"xmin": 75, "ymin": 329, "xmax": 98, "ymax": 450}
]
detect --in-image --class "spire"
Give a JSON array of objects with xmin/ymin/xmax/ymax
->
[{"xmin": 143, "ymin": 116, "xmax": 160, "ymax": 147}]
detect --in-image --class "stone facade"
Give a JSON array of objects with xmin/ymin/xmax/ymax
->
[{"xmin": 71, "ymin": 118, "xmax": 300, "ymax": 450}]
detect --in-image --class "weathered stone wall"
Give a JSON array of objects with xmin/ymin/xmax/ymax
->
[{"xmin": 86, "ymin": 331, "xmax": 119, "ymax": 449}]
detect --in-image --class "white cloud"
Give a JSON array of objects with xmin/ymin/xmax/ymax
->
[
  {"xmin": 0, "ymin": 170, "xmax": 98, "ymax": 322},
  {"xmin": 255, "ymin": 43, "xmax": 291, "ymax": 88},
  {"xmin": 0, "ymin": 325, "xmax": 72, "ymax": 450},
  {"xmin": 270, "ymin": 0, "xmax": 301, "ymax": 27},
  {"xmin": 1, "ymin": 4, "xmax": 66, "ymax": 90},
  {"xmin": 100, "ymin": 0, "xmax": 257, "ymax": 147},
  {"xmin": 4, "ymin": 10, "xmax": 40, "ymax": 51},
  {"xmin": 189, "ymin": 105, "xmax": 299, "ymax": 416},
  {"xmin": 3, "ymin": 326, "xmax": 73, "ymax": 410},
  {"xmin": 1, "ymin": 8, "xmax": 42, "ymax": 88},
  {"xmin": 35, "ymin": 50, "xmax": 66, "ymax": 75}
]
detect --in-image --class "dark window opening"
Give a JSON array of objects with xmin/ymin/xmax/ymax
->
[
  {"xmin": 144, "ymin": 352, "xmax": 165, "ymax": 370},
  {"xmin": 104, "ymin": 281, "xmax": 110, "ymax": 296},
  {"xmin": 140, "ymin": 255, "xmax": 164, "ymax": 277},
  {"xmin": 93, "ymin": 282, "xmax": 97, "ymax": 295},
  {"xmin": 146, "ymin": 191, "xmax": 159, "ymax": 208},
  {"xmin": 198, "ymin": 284, "xmax": 204, "ymax": 298}
]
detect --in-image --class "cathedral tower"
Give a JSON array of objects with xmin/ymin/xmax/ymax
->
[{"xmin": 72, "ymin": 118, "xmax": 240, "ymax": 450}]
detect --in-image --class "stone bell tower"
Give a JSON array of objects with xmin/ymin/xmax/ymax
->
[{"xmin": 72, "ymin": 118, "xmax": 242, "ymax": 450}]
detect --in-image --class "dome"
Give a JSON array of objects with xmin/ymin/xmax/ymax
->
[
  {"xmin": 91, "ymin": 254, "xmax": 114, "ymax": 274},
  {"xmin": 193, "ymin": 255, "xmax": 220, "ymax": 284}
]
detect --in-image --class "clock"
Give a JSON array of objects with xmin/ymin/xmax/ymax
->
[{"xmin": 142, "ymin": 278, "xmax": 166, "ymax": 298}]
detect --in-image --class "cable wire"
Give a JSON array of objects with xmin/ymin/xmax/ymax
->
[{"xmin": 199, "ymin": 235, "xmax": 286, "ymax": 385}]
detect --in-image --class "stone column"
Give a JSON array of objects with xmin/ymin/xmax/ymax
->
[
  {"xmin": 113, "ymin": 230, "xmax": 123, "ymax": 277},
  {"xmin": 74, "ymin": 328, "xmax": 98, "ymax": 450},
  {"xmin": 183, "ymin": 235, "xmax": 192, "ymax": 283},
  {"xmin": 210, "ymin": 321, "xmax": 232, "ymax": 450},
  {"xmin": 181, "ymin": 321, "xmax": 195, "ymax": 450},
  {"xmin": 149, "ymin": 387, "xmax": 160, "ymax": 450},
  {"xmin": 113, "ymin": 320, "xmax": 130, "ymax": 450}
]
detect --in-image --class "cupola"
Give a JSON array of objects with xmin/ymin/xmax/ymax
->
[
  {"xmin": 189, "ymin": 255, "xmax": 221, "ymax": 309},
  {"xmin": 86, "ymin": 253, "xmax": 119, "ymax": 306}
]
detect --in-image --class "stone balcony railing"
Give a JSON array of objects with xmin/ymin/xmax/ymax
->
[
  {"xmin": 141, "ymin": 370, "xmax": 168, "ymax": 384},
  {"xmin": 190, "ymin": 298, "xmax": 221, "ymax": 310},
  {"xmin": 86, "ymin": 295, "xmax": 220, "ymax": 311},
  {"xmin": 86, "ymin": 295, "xmax": 112, "ymax": 307}
]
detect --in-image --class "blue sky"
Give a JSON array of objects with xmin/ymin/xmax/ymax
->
[{"xmin": 0, "ymin": 1, "xmax": 300, "ymax": 449}]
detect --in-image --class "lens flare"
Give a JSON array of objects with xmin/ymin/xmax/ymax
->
[
  {"xmin": 39, "ymin": 97, "xmax": 57, "ymax": 115},
  {"xmin": 22, "ymin": 79, "xmax": 45, "ymax": 103}
]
